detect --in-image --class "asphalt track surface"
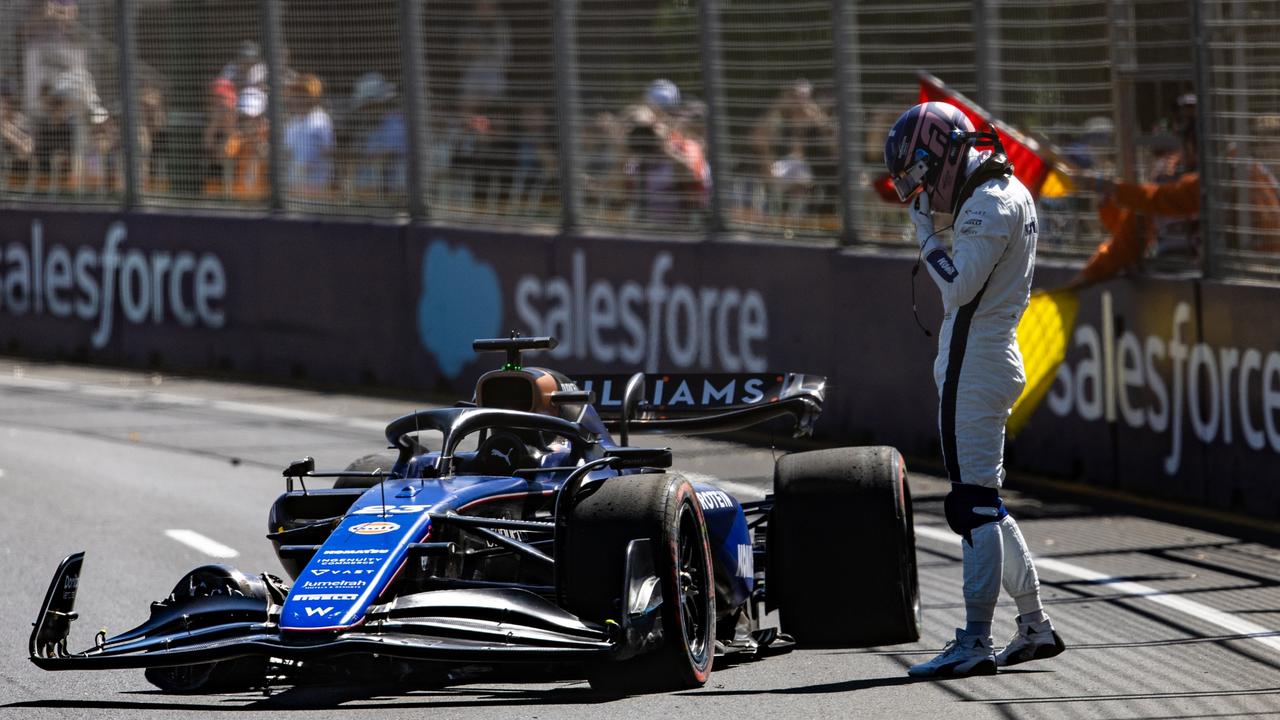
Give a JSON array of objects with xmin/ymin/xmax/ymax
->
[{"xmin": 1, "ymin": 359, "xmax": 1278, "ymax": 720}]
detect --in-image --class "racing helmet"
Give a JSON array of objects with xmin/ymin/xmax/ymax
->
[{"xmin": 884, "ymin": 102, "xmax": 976, "ymax": 211}]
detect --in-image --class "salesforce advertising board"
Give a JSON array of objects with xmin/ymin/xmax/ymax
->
[
  {"xmin": 0, "ymin": 211, "xmax": 1276, "ymax": 518},
  {"xmin": 1014, "ymin": 279, "xmax": 1280, "ymax": 516},
  {"xmin": 0, "ymin": 215, "xmax": 227, "ymax": 357}
]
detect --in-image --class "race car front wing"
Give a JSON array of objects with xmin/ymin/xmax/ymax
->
[{"xmin": 30, "ymin": 553, "xmax": 616, "ymax": 670}]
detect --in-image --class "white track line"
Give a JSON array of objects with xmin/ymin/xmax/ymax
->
[
  {"xmin": 914, "ymin": 524, "xmax": 1280, "ymax": 654},
  {"xmin": 0, "ymin": 374, "xmax": 387, "ymax": 432},
  {"xmin": 164, "ymin": 529, "xmax": 240, "ymax": 559}
]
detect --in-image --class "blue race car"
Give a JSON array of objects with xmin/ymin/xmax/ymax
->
[{"xmin": 30, "ymin": 336, "xmax": 919, "ymax": 693}]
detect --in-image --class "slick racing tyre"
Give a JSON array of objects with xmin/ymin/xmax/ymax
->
[
  {"xmin": 144, "ymin": 566, "xmax": 271, "ymax": 693},
  {"xmin": 768, "ymin": 446, "xmax": 920, "ymax": 647},
  {"xmin": 558, "ymin": 473, "xmax": 715, "ymax": 693},
  {"xmin": 333, "ymin": 451, "xmax": 399, "ymax": 489}
]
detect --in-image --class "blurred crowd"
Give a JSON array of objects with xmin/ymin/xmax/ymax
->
[{"xmin": 1, "ymin": 0, "xmax": 1277, "ymax": 261}]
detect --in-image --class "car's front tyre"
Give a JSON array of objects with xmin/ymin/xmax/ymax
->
[{"xmin": 558, "ymin": 472, "xmax": 715, "ymax": 693}]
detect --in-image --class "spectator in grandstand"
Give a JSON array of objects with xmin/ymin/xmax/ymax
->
[
  {"xmin": 0, "ymin": 81, "xmax": 35, "ymax": 187},
  {"xmin": 283, "ymin": 73, "xmax": 334, "ymax": 197},
  {"xmin": 751, "ymin": 79, "xmax": 836, "ymax": 219},
  {"xmin": 1067, "ymin": 114, "xmax": 1280, "ymax": 287},
  {"xmin": 32, "ymin": 82, "xmax": 73, "ymax": 190},
  {"xmin": 622, "ymin": 103, "xmax": 702, "ymax": 226},
  {"xmin": 83, "ymin": 108, "xmax": 119, "ymax": 193},
  {"xmin": 20, "ymin": 1, "xmax": 89, "ymax": 116},
  {"xmin": 230, "ymin": 86, "xmax": 269, "ymax": 199},
  {"xmin": 219, "ymin": 40, "xmax": 267, "ymax": 93},
  {"xmin": 137, "ymin": 83, "xmax": 167, "ymax": 191},
  {"xmin": 349, "ymin": 72, "xmax": 406, "ymax": 198},
  {"xmin": 202, "ymin": 77, "xmax": 239, "ymax": 195},
  {"xmin": 581, "ymin": 109, "xmax": 626, "ymax": 215},
  {"xmin": 458, "ymin": 0, "xmax": 511, "ymax": 115},
  {"xmin": 643, "ymin": 79, "xmax": 681, "ymax": 118},
  {"xmin": 509, "ymin": 104, "xmax": 555, "ymax": 213}
]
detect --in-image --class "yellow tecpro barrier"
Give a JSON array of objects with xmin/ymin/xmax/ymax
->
[{"xmin": 1009, "ymin": 289, "xmax": 1080, "ymax": 436}]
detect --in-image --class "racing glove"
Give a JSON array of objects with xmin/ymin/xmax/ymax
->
[{"xmin": 909, "ymin": 192, "xmax": 935, "ymax": 248}]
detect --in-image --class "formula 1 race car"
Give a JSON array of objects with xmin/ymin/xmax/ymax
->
[{"xmin": 30, "ymin": 336, "xmax": 919, "ymax": 693}]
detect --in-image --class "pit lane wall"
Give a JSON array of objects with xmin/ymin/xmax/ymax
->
[{"xmin": 1, "ymin": 210, "xmax": 1277, "ymax": 521}]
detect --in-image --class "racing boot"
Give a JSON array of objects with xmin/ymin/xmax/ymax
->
[
  {"xmin": 906, "ymin": 629, "xmax": 997, "ymax": 678},
  {"xmin": 995, "ymin": 614, "xmax": 1065, "ymax": 667}
]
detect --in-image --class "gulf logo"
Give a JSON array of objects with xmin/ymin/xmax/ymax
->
[{"xmin": 349, "ymin": 521, "xmax": 400, "ymax": 535}]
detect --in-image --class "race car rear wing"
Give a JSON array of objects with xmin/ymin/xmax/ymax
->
[{"xmin": 574, "ymin": 372, "xmax": 825, "ymax": 444}]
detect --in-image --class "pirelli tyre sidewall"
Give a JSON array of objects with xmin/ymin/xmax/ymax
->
[
  {"xmin": 769, "ymin": 446, "xmax": 920, "ymax": 647},
  {"xmin": 558, "ymin": 472, "xmax": 715, "ymax": 693},
  {"xmin": 143, "ymin": 566, "xmax": 271, "ymax": 693}
]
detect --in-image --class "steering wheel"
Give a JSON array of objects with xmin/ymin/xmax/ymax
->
[{"xmin": 475, "ymin": 431, "xmax": 533, "ymax": 476}]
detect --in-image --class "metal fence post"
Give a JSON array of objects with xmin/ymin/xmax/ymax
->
[
  {"xmin": 1191, "ymin": 0, "xmax": 1220, "ymax": 280},
  {"xmin": 262, "ymin": 0, "xmax": 285, "ymax": 212},
  {"xmin": 831, "ymin": 0, "xmax": 860, "ymax": 245},
  {"xmin": 115, "ymin": 0, "xmax": 140, "ymax": 209},
  {"xmin": 1107, "ymin": 0, "xmax": 1138, "ymax": 183},
  {"xmin": 973, "ymin": 0, "xmax": 1000, "ymax": 110},
  {"xmin": 697, "ymin": 0, "xmax": 728, "ymax": 236},
  {"xmin": 399, "ymin": 0, "xmax": 429, "ymax": 220},
  {"xmin": 552, "ymin": 0, "xmax": 581, "ymax": 234}
]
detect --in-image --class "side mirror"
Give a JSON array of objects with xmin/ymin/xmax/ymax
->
[
  {"xmin": 282, "ymin": 457, "xmax": 315, "ymax": 478},
  {"xmin": 605, "ymin": 446, "xmax": 672, "ymax": 470}
]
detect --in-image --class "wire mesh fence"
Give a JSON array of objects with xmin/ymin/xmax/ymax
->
[
  {"xmin": 1199, "ymin": 0, "xmax": 1280, "ymax": 278},
  {"xmin": 986, "ymin": 0, "xmax": 1113, "ymax": 255},
  {"xmin": 0, "ymin": 0, "xmax": 1274, "ymax": 281},
  {"xmin": 845, "ymin": 0, "xmax": 979, "ymax": 245},
  {"xmin": 720, "ymin": 0, "xmax": 837, "ymax": 237},
  {"xmin": 1, "ymin": 0, "xmax": 120, "ymax": 203},
  {"xmin": 280, "ymin": 0, "xmax": 403, "ymax": 213},
  {"xmin": 132, "ymin": 0, "xmax": 265, "ymax": 207},
  {"xmin": 424, "ymin": 0, "xmax": 559, "ymax": 227},
  {"xmin": 574, "ymin": 0, "xmax": 706, "ymax": 233}
]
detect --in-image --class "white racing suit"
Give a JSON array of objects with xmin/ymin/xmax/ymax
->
[{"xmin": 920, "ymin": 160, "xmax": 1043, "ymax": 626}]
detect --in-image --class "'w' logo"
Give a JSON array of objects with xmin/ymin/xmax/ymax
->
[
  {"xmin": 736, "ymin": 544, "xmax": 754, "ymax": 578},
  {"xmin": 304, "ymin": 606, "xmax": 334, "ymax": 617}
]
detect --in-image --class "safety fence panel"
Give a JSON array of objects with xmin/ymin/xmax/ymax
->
[
  {"xmin": 1, "ymin": 0, "xmax": 120, "ymax": 204},
  {"xmin": 845, "ymin": 0, "xmax": 978, "ymax": 246},
  {"xmin": 132, "ymin": 0, "xmax": 266, "ymax": 208},
  {"xmin": 1199, "ymin": 0, "xmax": 1280, "ymax": 281},
  {"xmin": 987, "ymin": 0, "xmax": 1113, "ymax": 255},
  {"xmin": 423, "ymin": 0, "xmax": 559, "ymax": 228},
  {"xmin": 718, "ymin": 0, "xmax": 837, "ymax": 239},
  {"xmin": 278, "ymin": 0, "xmax": 403, "ymax": 215},
  {"xmin": 574, "ymin": 0, "xmax": 706, "ymax": 233}
]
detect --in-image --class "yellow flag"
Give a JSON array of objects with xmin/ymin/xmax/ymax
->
[
  {"xmin": 1038, "ymin": 169, "xmax": 1074, "ymax": 199},
  {"xmin": 1009, "ymin": 289, "xmax": 1079, "ymax": 436}
]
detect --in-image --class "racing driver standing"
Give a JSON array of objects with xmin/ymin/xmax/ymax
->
[{"xmin": 884, "ymin": 102, "xmax": 1066, "ymax": 677}]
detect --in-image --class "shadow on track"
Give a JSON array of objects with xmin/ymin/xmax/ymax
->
[{"xmin": 3, "ymin": 683, "xmax": 619, "ymax": 713}]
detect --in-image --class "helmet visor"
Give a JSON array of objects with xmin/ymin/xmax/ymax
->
[{"xmin": 891, "ymin": 153, "xmax": 931, "ymax": 202}]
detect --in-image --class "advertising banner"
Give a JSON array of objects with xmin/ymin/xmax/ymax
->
[{"xmin": 2, "ymin": 210, "xmax": 1277, "ymax": 519}]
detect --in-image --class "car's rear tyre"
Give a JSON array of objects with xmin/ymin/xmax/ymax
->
[
  {"xmin": 558, "ymin": 473, "xmax": 715, "ymax": 694},
  {"xmin": 143, "ymin": 566, "xmax": 271, "ymax": 693},
  {"xmin": 768, "ymin": 446, "xmax": 920, "ymax": 647},
  {"xmin": 333, "ymin": 451, "xmax": 399, "ymax": 489}
]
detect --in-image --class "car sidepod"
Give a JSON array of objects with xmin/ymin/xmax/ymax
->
[{"xmin": 692, "ymin": 483, "xmax": 753, "ymax": 616}]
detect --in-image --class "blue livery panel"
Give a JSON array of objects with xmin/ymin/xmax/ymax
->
[
  {"xmin": 693, "ymin": 483, "xmax": 754, "ymax": 611},
  {"xmin": 281, "ymin": 474, "xmax": 553, "ymax": 631}
]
